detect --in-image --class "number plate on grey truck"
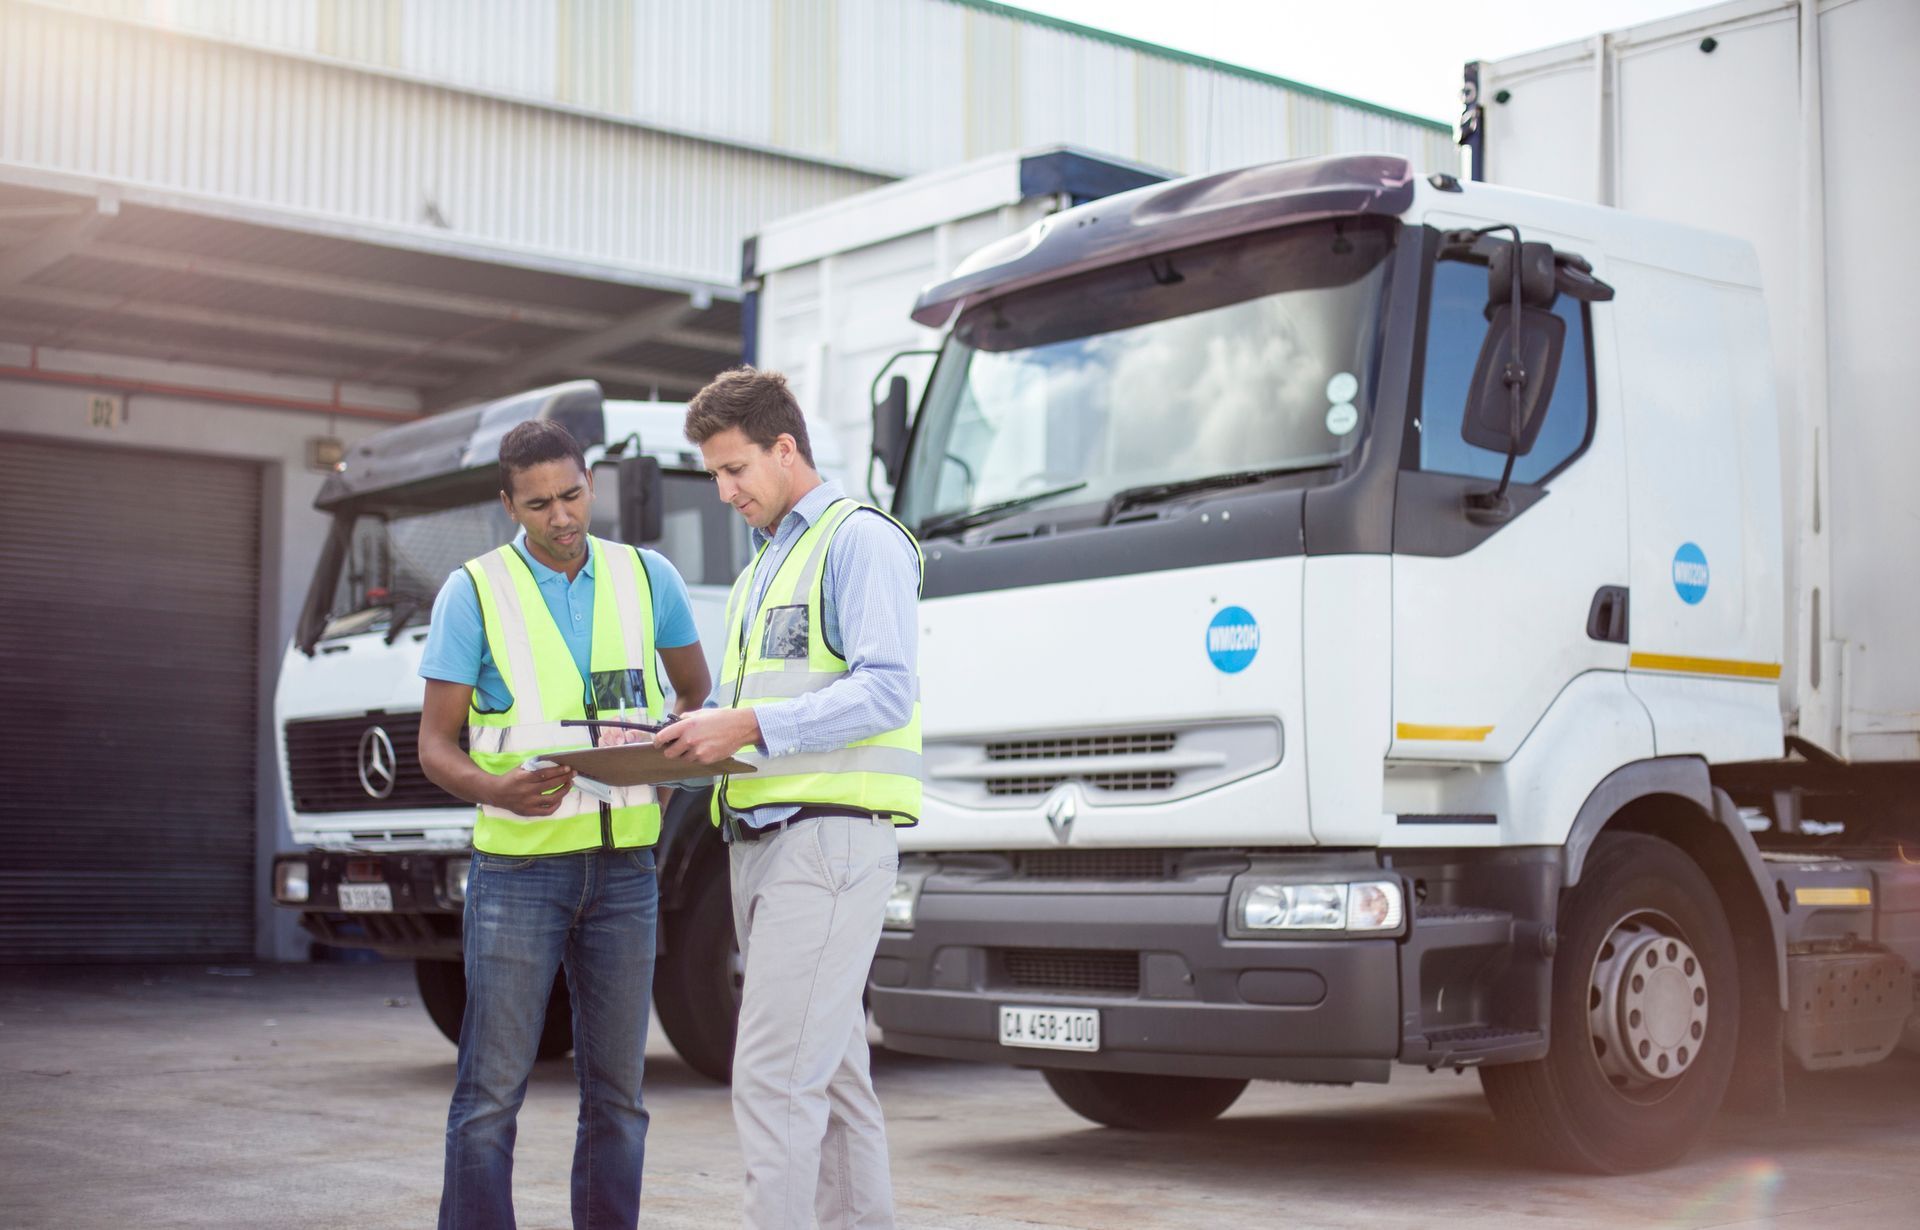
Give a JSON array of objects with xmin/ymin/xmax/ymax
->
[{"xmin": 998, "ymin": 1006, "xmax": 1100, "ymax": 1052}]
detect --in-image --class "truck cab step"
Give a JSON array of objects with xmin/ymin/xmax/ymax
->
[{"xmin": 1412, "ymin": 1026, "xmax": 1546, "ymax": 1069}]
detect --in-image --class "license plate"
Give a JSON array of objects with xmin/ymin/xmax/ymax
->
[
  {"xmin": 999, "ymin": 1005, "xmax": 1100, "ymax": 1052},
  {"xmin": 338, "ymin": 883, "xmax": 393, "ymax": 913}
]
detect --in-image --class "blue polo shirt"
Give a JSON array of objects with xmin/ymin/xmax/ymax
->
[{"xmin": 420, "ymin": 532, "xmax": 697, "ymax": 712}]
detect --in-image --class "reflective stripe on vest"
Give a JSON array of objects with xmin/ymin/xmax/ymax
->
[
  {"xmin": 464, "ymin": 536, "xmax": 665, "ymax": 855},
  {"xmin": 714, "ymin": 498, "xmax": 923, "ymax": 825}
]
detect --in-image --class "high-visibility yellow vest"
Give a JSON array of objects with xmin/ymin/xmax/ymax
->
[
  {"xmin": 463, "ymin": 536, "xmax": 665, "ymax": 855},
  {"xmin": 713, "ymin": 498, "xmax": 923, "ymax": 826}
]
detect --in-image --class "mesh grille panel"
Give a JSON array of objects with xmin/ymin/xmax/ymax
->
[
  {"xmin": 985, "ymin": 770, "xmax": 1176, "ymax": 797},
  {"xmin": 1000, "ymin": 948, "xmax": 1140, "ymax": 995},
  {"xmin": 985, "ymin": 732, "xmax": 1177, "ymax": 761},
  {"xmin": 1013, "ymin": 850, "xmax": 1174, "ymax": 880}
]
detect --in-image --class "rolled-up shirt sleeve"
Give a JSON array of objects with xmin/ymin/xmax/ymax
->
[{"xmin": 752, "ymin": 511, "xmax": 919, "ymax": 757}]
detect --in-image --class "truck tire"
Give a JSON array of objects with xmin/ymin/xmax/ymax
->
[
  {"xmin": 653, "ymin": 865, "xmax": 741, "ymax": 1083},
  {"xmin": 1481, "ymin": 832, "xmax": 1738, "ymax": 1173},
  {"xmin": 1041, "ymin": 1068, "xmax": 1247, "ymax": 1130},
  {"xmin": 413, "ymin": 958, "xmax": 575, "ymax": 1061}
]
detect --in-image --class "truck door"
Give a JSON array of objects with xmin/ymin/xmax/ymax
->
[{"xmin": 1389, "ymin": 221, "xmax": 1636, "ymax": 791}]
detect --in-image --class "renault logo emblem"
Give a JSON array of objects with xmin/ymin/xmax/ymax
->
[
  {"xmin": 1043, "ymin": 784, "xmax": 1078, "ymax": 845},
  {"xmin": 357, "ymin": 726, "xmax": 397, "ymax": 800}
]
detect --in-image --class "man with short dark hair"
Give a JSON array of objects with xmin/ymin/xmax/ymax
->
[
  {"xmin": 418, "ymin": 418, "xmax": 711, "ymax": 1230},
  {"xmin": 657, "ymin": 366, "xmax": 920, "ymax": 1230}
]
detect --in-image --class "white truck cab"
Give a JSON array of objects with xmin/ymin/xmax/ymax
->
[{"xmin": 863, "ymin": 151, "xmax": 1918, "ymax": 1172}]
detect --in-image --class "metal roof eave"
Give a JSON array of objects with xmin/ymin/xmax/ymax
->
[{"xmin": 942, "ymin": 0, "xmax": 1454, "ymax": 133}]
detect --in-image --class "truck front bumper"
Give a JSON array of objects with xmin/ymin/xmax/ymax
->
[
  {"xmin": 271, "ymin": 850, "xmax": 466, "ymax": 960},
  {"xmin": 870, "ymin": 861, "xmax": 1404, "ymax": 1083}
]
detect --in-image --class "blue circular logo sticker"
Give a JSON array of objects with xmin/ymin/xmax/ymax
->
[
  {"xmin": 1206, "ymin": 606, "xmax": 1260, "ymax": 673},
  {"xmin": 1672, "ymin": 543, "xmax": 1710, "ymax": 605}
]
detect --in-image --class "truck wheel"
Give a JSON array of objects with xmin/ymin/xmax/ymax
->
[
  {"xmin": 415, "ymin": 958, "xmax": 466, "ymax": 1046},
  {"xmin": 1042, "ymin": 1068, "xmax": 1247, "ymax": 1130},
  {"xmin": 653, "ymin": 865, "xmax": 741, "ymax": 1083},
  {"xmin": 1481, "ymin": 832, "xmax": 1738, "ymax": 1172},
  {"xmin": 413, "ymin": 958, "xmax": 574, "ymax": 1060}
]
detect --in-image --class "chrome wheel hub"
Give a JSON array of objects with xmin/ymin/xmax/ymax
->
[{"xmin": 1589, "ymin": 914, "xmax": 1709, "ymax": 1090}]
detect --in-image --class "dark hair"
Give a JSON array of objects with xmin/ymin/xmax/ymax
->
[
  {"xmin": 498, "ymin": 419, "xmax": 587, "ymax": 499},
  {"xmin": 684, "ymin": 366, "xmax": 814, "ymax": 465}
]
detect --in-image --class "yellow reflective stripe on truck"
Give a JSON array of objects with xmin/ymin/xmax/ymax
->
[
  {"xmin": 1628, "ymin": 653, "xmax": 1783, "ymax": 680},
  {"xmin": 1794, "ymin": 887, "xmax": 1872, "ymax": 907},
  {"xmin": 1396, "ymin": 723, "xmax": 1495, "ymax": 742}
]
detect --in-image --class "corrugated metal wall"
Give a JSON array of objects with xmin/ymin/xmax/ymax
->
[
  {"xmin": 1, "ymin": 0, "xmax": 884, "ymax": 288},
  {"xmin": 23, "ymin": 0, "xmax": 1458, "ymax": 182}
]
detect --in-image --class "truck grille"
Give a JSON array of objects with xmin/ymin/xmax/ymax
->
[
  {"xmin": 986, "ymin": 770, "xmax": 1177, "ymax": 796},
  {"xmin": 925, "ymin": 721, "xmax": 1282, "ymax": 809},
  {"xmin": 985, "ymin": 732, "xmax": 1178, "ymax": 760},
  {"xmin": 1000, "ymin": 948, "xmax": 1141, "ymax": 995},
  {"xmin": 1012, "ymin": 850, "xmax": 1175, "ymax": 880},
  {"xmin": 284, "ymin": 714, "xmax": 462, "ymax": 813}
]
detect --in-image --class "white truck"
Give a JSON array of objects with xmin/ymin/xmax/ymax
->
[
  {"xmin": 267, "ymin": 383, "xmax": 752, "ymax": 1079},
  {"xmin": 860, "ymin": 0, "xmax": 1920, "ymax": 1172}
]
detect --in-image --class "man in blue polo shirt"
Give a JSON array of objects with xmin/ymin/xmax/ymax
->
[{"xmin": 417, "ymin": 419, "xmax": 710, "ymax": 1230}]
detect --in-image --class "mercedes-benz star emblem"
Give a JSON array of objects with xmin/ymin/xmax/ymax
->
[
  {"xmin": 1043, "ymin": 784, "xmax": 1078, "ymax": 845},
  {"xmin": 358, "ymin": 725, "xmax": 397, "ymax": 800}
]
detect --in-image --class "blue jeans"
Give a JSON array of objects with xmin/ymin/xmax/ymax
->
[{"xmin": 440, "ymin": 847, "xmax": 658, "ymax": 1230}]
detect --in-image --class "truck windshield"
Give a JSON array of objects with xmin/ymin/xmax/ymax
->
[
  {"xmin": 319, "ymin": 493, "xmax": 520, "ymax": 641},
  {"xmin": 309, "ymin": 467, "xmax": 743, "ymax": 644},
  {"xmin": 896, "ymin": 219, "xmax": 1394, "ymax": 532}
]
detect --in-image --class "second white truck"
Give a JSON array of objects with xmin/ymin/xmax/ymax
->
[{"xmin": 268, "ymin": 384, "xmax": 750, "ymax": 1079}]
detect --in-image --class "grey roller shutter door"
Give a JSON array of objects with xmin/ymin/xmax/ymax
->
[{"xmin": 0, "ymin": 433, "xmax": 261, "ymax": 961}]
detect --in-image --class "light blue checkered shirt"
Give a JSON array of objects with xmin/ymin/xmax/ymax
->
[{"xmin": 723, "ymin": 479, "xmax": 920, "ymax": 829}]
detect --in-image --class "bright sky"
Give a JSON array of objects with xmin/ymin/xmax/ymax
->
[{"xmin": 1007, "ymin": 0, "xmax": 1719, "ymax": 123}]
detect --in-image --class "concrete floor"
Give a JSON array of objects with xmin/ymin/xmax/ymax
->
[{"xmin": 1, "ymin": 964, "xmax": 1915, "ymax": 1229}]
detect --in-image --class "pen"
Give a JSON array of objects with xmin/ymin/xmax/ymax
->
[{"xmin": 559, "ymin": 716, "xmax": 681, "ymax": 735}]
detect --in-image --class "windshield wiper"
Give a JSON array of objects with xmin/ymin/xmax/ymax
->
[
  {"xmin": 1104, "ymin": 465, "xmax": 1331, "ymax": 523},
  {"xmin": 384, "ymin": 596, "xmax": 427, "ymax": 645},
  {"xmin": 918, "ymin": 482, "xmax": 1090, "ymax": 539}
]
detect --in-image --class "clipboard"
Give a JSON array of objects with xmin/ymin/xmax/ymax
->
[{"xmin": 540, "ymin": 743, "xmax": 757, "ymax": 787}]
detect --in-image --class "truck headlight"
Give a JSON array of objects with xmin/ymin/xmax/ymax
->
[
  {"xmin": 1239, "ymin": 880, "xmax": 1402, "ymax": 933},
  {"xmin": 445, "ymin": 857, "xmax": 471, "ymax": 904},
  {"xmin": 884, "ymin": 877, "xmax": 920, "ymax": 930},
  {"xmin": 273, "ymin": 859, "xmax": 310, "ymax": 904}
]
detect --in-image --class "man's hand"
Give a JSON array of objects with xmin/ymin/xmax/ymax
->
[
  {"xmin": 651, "ymin": 708, "xmax": 760, "ymax": 765},
  {"xmin": 487, "ymin": 762, "xmax": 578, "ymax": 816}
]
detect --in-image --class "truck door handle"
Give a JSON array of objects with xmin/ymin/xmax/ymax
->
[{"xmin": 1587, "ymin": 586, "xmax": 1629, "ymax": 644}]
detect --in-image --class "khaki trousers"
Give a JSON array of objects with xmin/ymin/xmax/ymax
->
[{"xmin": 730, "ymin": 814, "xmax": 900, "ymax": 1229}]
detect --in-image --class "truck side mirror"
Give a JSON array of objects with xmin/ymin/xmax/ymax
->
[
  {"xmin": 1463, "ymin": 303, "xmax": 1565, "ymax": 457},
  {"xmin": 617, "ymin": 454, "xmax": 663, "ymax": 544},
  {"xmin": 872, "ymin": 374, "xmax": 910, "ymax": 486},
  {"xmin": 1487, "ymin": 240, "xmax": 1559, "ymax": 311}
]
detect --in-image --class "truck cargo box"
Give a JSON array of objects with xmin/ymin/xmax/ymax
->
[{"xmin": 1468, "ymin": 0, "xmax": 1919, "ymax": 760}]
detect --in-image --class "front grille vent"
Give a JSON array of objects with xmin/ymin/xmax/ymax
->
[
  {"xmin": 985, "ymin": 770, "xmax": 1178, "ymax": 797},
  {"xmin": 285, "ymin": 715, "xmax": 463, "ymax": 813},
  {"xmin": 985, "ymin": 732, "xmax": 1177, "ymax": 761},
  {"xmin": 1013, "ymin": 850, "xmax": 1175, "ymax": 881},
  {"xmin": 926, "ymin": 721, "xmax": 1282, "ymax": 809},
  {"xmin": 1000, "ymin": 948, "xmax": 1141, "ymax": 995}
]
